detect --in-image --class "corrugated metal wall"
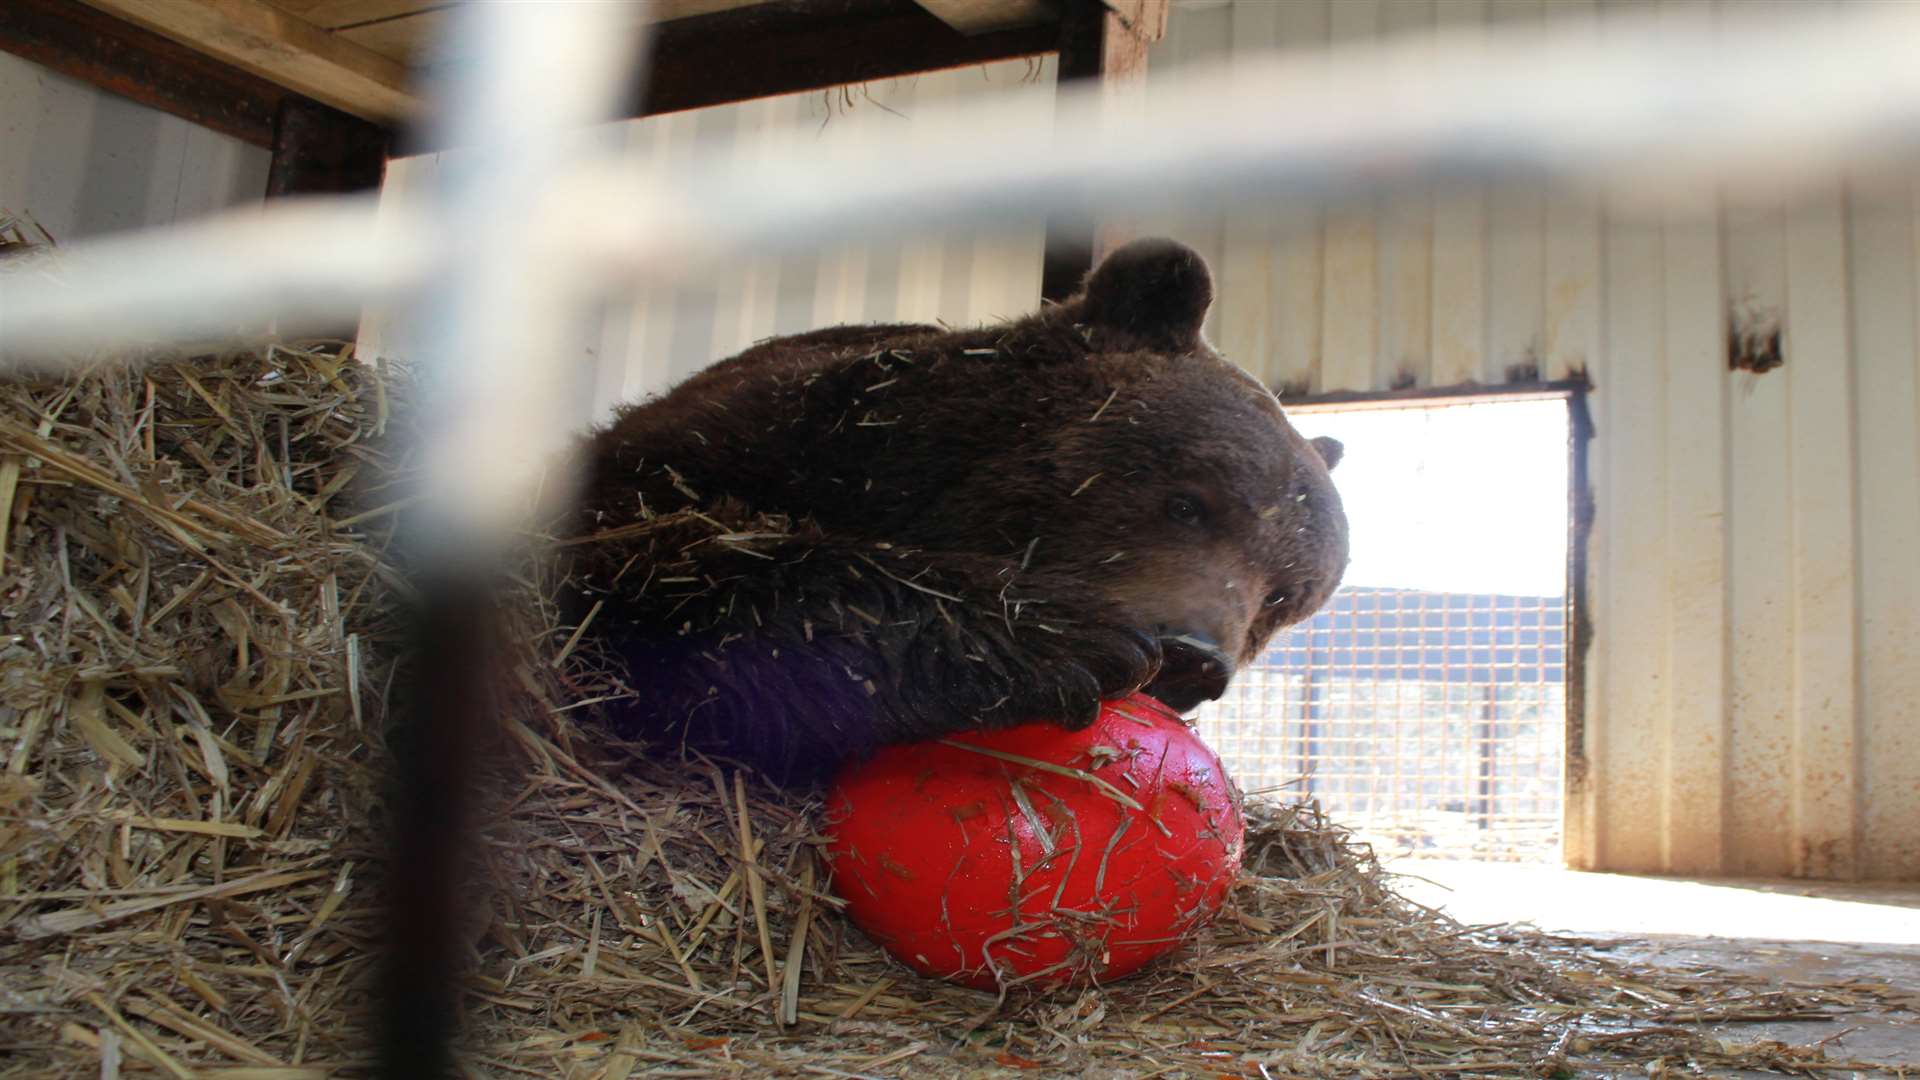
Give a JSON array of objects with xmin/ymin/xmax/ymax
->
[
  {"xmin": 371, "ymin": 55, "xmax": 1057, "ymax": 428},
  {"xmin": 1133, "ymin": 0, "xmax": 1920, "ymax": 883},
  {"xmin": 582, "ymin": 55, "xmax": 1060, "ymax": 419},
  {"xmin": 0, "ymin": 52, "xmax": 269, "ymax": 243},
  {"xmin": 373, "ymin": 0, "xmax": 1919, "ymax": 880}
]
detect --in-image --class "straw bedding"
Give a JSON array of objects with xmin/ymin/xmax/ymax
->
[{"xmin": 0, "ymin": 292, "xmax": 1908, "ymax": 1075}]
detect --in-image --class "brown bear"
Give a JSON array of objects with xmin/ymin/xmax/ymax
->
[{"xmin": 561, "ymin": 238, "xmax": 1348, "ymax": 784}]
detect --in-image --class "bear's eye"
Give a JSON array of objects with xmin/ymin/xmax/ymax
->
[
  {"xmin": 1264, "ymin": 589, "xmax": 1289, "ymax": 609},
  {"xmin": 1165, "ymin": 494, "xmax": 1204, "ymax": 527}
]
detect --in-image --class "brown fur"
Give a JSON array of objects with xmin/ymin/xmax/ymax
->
[{"xmin": 560, "ymin": 239, "xmax": 1348, "ymax": 784}]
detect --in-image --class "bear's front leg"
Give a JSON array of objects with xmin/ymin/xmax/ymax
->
[
  {"xmin": 765, "ymin": 544, "xmax": 1168, "ymax": 746},
  {"xmin": 569, "ymin": 526, "xmax": 1165, "ymax": 783}
]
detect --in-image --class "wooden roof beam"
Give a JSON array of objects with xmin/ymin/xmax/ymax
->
[
  {"xmin": 912, "ymin": 0, "xmax": 1058, "ymax": 35},
  {"xmin": 621, "ymin": 0, "xmax": 1060, "ymax": 124},
  {"xmin": 75, "ymin": 0, "xmax": 419, "ymax": 122}
]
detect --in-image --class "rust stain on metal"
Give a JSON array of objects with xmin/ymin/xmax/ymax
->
[
  {"xmin": 1728, "ymin": 304, "xmax": 1784, "ymax": 373},
  {"xmin": 1564, "ymin": 380, "xmax": 1595, "ymax": 793},
  {"xmin": 1504, "ymin": 357, "xmax": 1541, "ymax": 384}
]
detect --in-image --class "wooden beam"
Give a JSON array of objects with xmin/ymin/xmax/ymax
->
[
  {"xmin": 0, "ymin": 0, "xmax": 289, "ymax": 147},
  {"xmin": 912, "ymin": 0, "xmax": 1057, "ymax": 35},
  {"xmin": 75, "ymin": 0, "xmax": 419, "ymax": 123},
  {"xmin": 1039, "ymin": 0, "xmax": 1168, "ymax": 303},
  {"xmin": 272, "ymin": 0, "xmax": 765, "ymax": 65},
  {"xmin": 269, "ymin": 0, "xmax": 760, "ymax": 34},
  {"xmin": 266, "ymin": 98, "xmax": 387, "ymax": 337},
  {"xmin": 629, "ymin": 0, "xmax": 1059, "ymax": 119},
  {"xmin": 20, "ymin": 0, "xmax": 1058, "ymax": 158}
]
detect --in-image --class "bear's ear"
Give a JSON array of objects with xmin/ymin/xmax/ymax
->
[
  {"xmin": 1310, "ymin": 436, "xmax": 1344, "ymax": 470},
  {"xmin": 1078, "ymin": 237, "xmax": 1214, "ymax": 351}
]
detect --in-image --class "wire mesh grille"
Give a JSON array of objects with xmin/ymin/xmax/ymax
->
[{"xmin": 1195, "ymin": 587, "xmax": 1567, "ymax": 863}]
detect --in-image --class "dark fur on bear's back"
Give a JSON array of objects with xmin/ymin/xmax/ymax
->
[{"xmin": 562, "ymin": 239, "xmax": 1348, "ymax": 784}]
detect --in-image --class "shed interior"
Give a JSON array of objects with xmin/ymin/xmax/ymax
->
[{"xmin": 1, "ymin": 0, "xmax": 1915, "ymax": 1075}]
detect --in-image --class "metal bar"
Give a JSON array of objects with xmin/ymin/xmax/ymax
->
[
  {"xmin": 373, "ymin": 5, "xmax": 646, "ymax": 1075},
  {"xmin": 1282, "ymin": 382, "xmax": 1583, "ymax": 413},
  {"xmin": 1477, "ymin": 661, "xmax": 1495, "ymax": 831}
]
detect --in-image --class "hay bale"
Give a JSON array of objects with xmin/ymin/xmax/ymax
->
[
  {"xmin": 0, "ymin": 340, "xmax": 1903, "ymax": 1078},
  {"xmin": 0, "ymin": 342, "xmax": 393, "ymax": 1075}
]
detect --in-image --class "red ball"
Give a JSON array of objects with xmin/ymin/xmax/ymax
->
[{"xmin": 823, "ymin": 693, "xmax": 1244, "ymax": 991}]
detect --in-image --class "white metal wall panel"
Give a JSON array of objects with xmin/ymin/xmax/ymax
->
[
  {"xmin": 367, "ymin": 0, "xmax": 1919, "ymax": 879},
  {"xmin": 1659, "ymin": 198, "xmax": 1730, "ymax": 874},
  {"xmin": 370, "ymin": 56, "xmax": 1055, "ymax": 429},
  {"xmin": 1847, "ymin": 178, "xmax": 1920, "ymax": 880},
  {"xmin": 1596, "ymin": 205, "xmax": 1668, "ymax": 873},
  {"xmin": 585, "ymin": 58, "xmax": 1056, "ymax": 422},
  {"xmin": 1724, "ymin": 196, "xmax": 1797, "ymax": 876},
  {"xmin": 0, "ymin": 52, "xmax": 269, "ymax": 244},
  {"xmin": 1781, "ymin": 189, "xmax": 1862, "ymax": 881}
]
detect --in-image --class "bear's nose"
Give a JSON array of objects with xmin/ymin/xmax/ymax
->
[{"xmin": 1142, "ymin": 631, "xmax": 1234, "ymax": 714}]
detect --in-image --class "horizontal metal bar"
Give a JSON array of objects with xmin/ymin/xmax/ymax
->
[{"xmin": 1283, "ymin": 382, "xmax": 1586, "ymax": 414}]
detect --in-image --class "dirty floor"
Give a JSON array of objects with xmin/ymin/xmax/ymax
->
[{"xmin": 1394, "ymin": 860, "xmax": 1920, "ymax": 1073}]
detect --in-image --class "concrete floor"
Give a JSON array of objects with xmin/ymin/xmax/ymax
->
[
  {"xmin": 1392, "ymin": 860, "xmax": 1920, "ymax": 1073},
  {"xmin": 1390, "ymin": 859, "xmax": 1920, "ymax": 945}
]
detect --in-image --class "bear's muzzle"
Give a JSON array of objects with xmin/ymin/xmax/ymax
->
[{"xmin": 1142, "ymin": 631, "xmax": 1234, "ymax": 714}]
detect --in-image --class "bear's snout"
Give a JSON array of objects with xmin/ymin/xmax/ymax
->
[{"xmin": 1142, "ymin": 631, "xmax": 1234, "ymax": 714}]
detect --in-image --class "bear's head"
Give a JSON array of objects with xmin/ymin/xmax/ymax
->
[{"xmin": 919, "ymin": 238, "xmax": 1350, "ymax": 713}]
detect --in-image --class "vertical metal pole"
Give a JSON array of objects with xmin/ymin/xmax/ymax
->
[
  {"xmin": 1300, "ymin": 639, "xmax": 1317, "ymax": 798},
  {"xmin": 1476, "ymin": 682, "xmax": 1496, "ymax": 832},
  {"xmin": 377, "ymin": 5, "xmax": 645, "ymax": 1075}
]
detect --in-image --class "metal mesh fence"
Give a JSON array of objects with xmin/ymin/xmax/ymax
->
[{"xmin": 1195, "ymin": 587, "xmax": 1567, "ymax": 863}]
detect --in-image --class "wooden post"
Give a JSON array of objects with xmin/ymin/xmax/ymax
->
[
  {"xmin": 266, "ymin": 96, "xmax": 389, "ymax": 198},
  {"xmin": 265, "ymin": 96, "xmax": 388, "ymax": 340},
  {"xmin": 1039, "ymin": 0, "xmax": 1168, "ymax": 303}
]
